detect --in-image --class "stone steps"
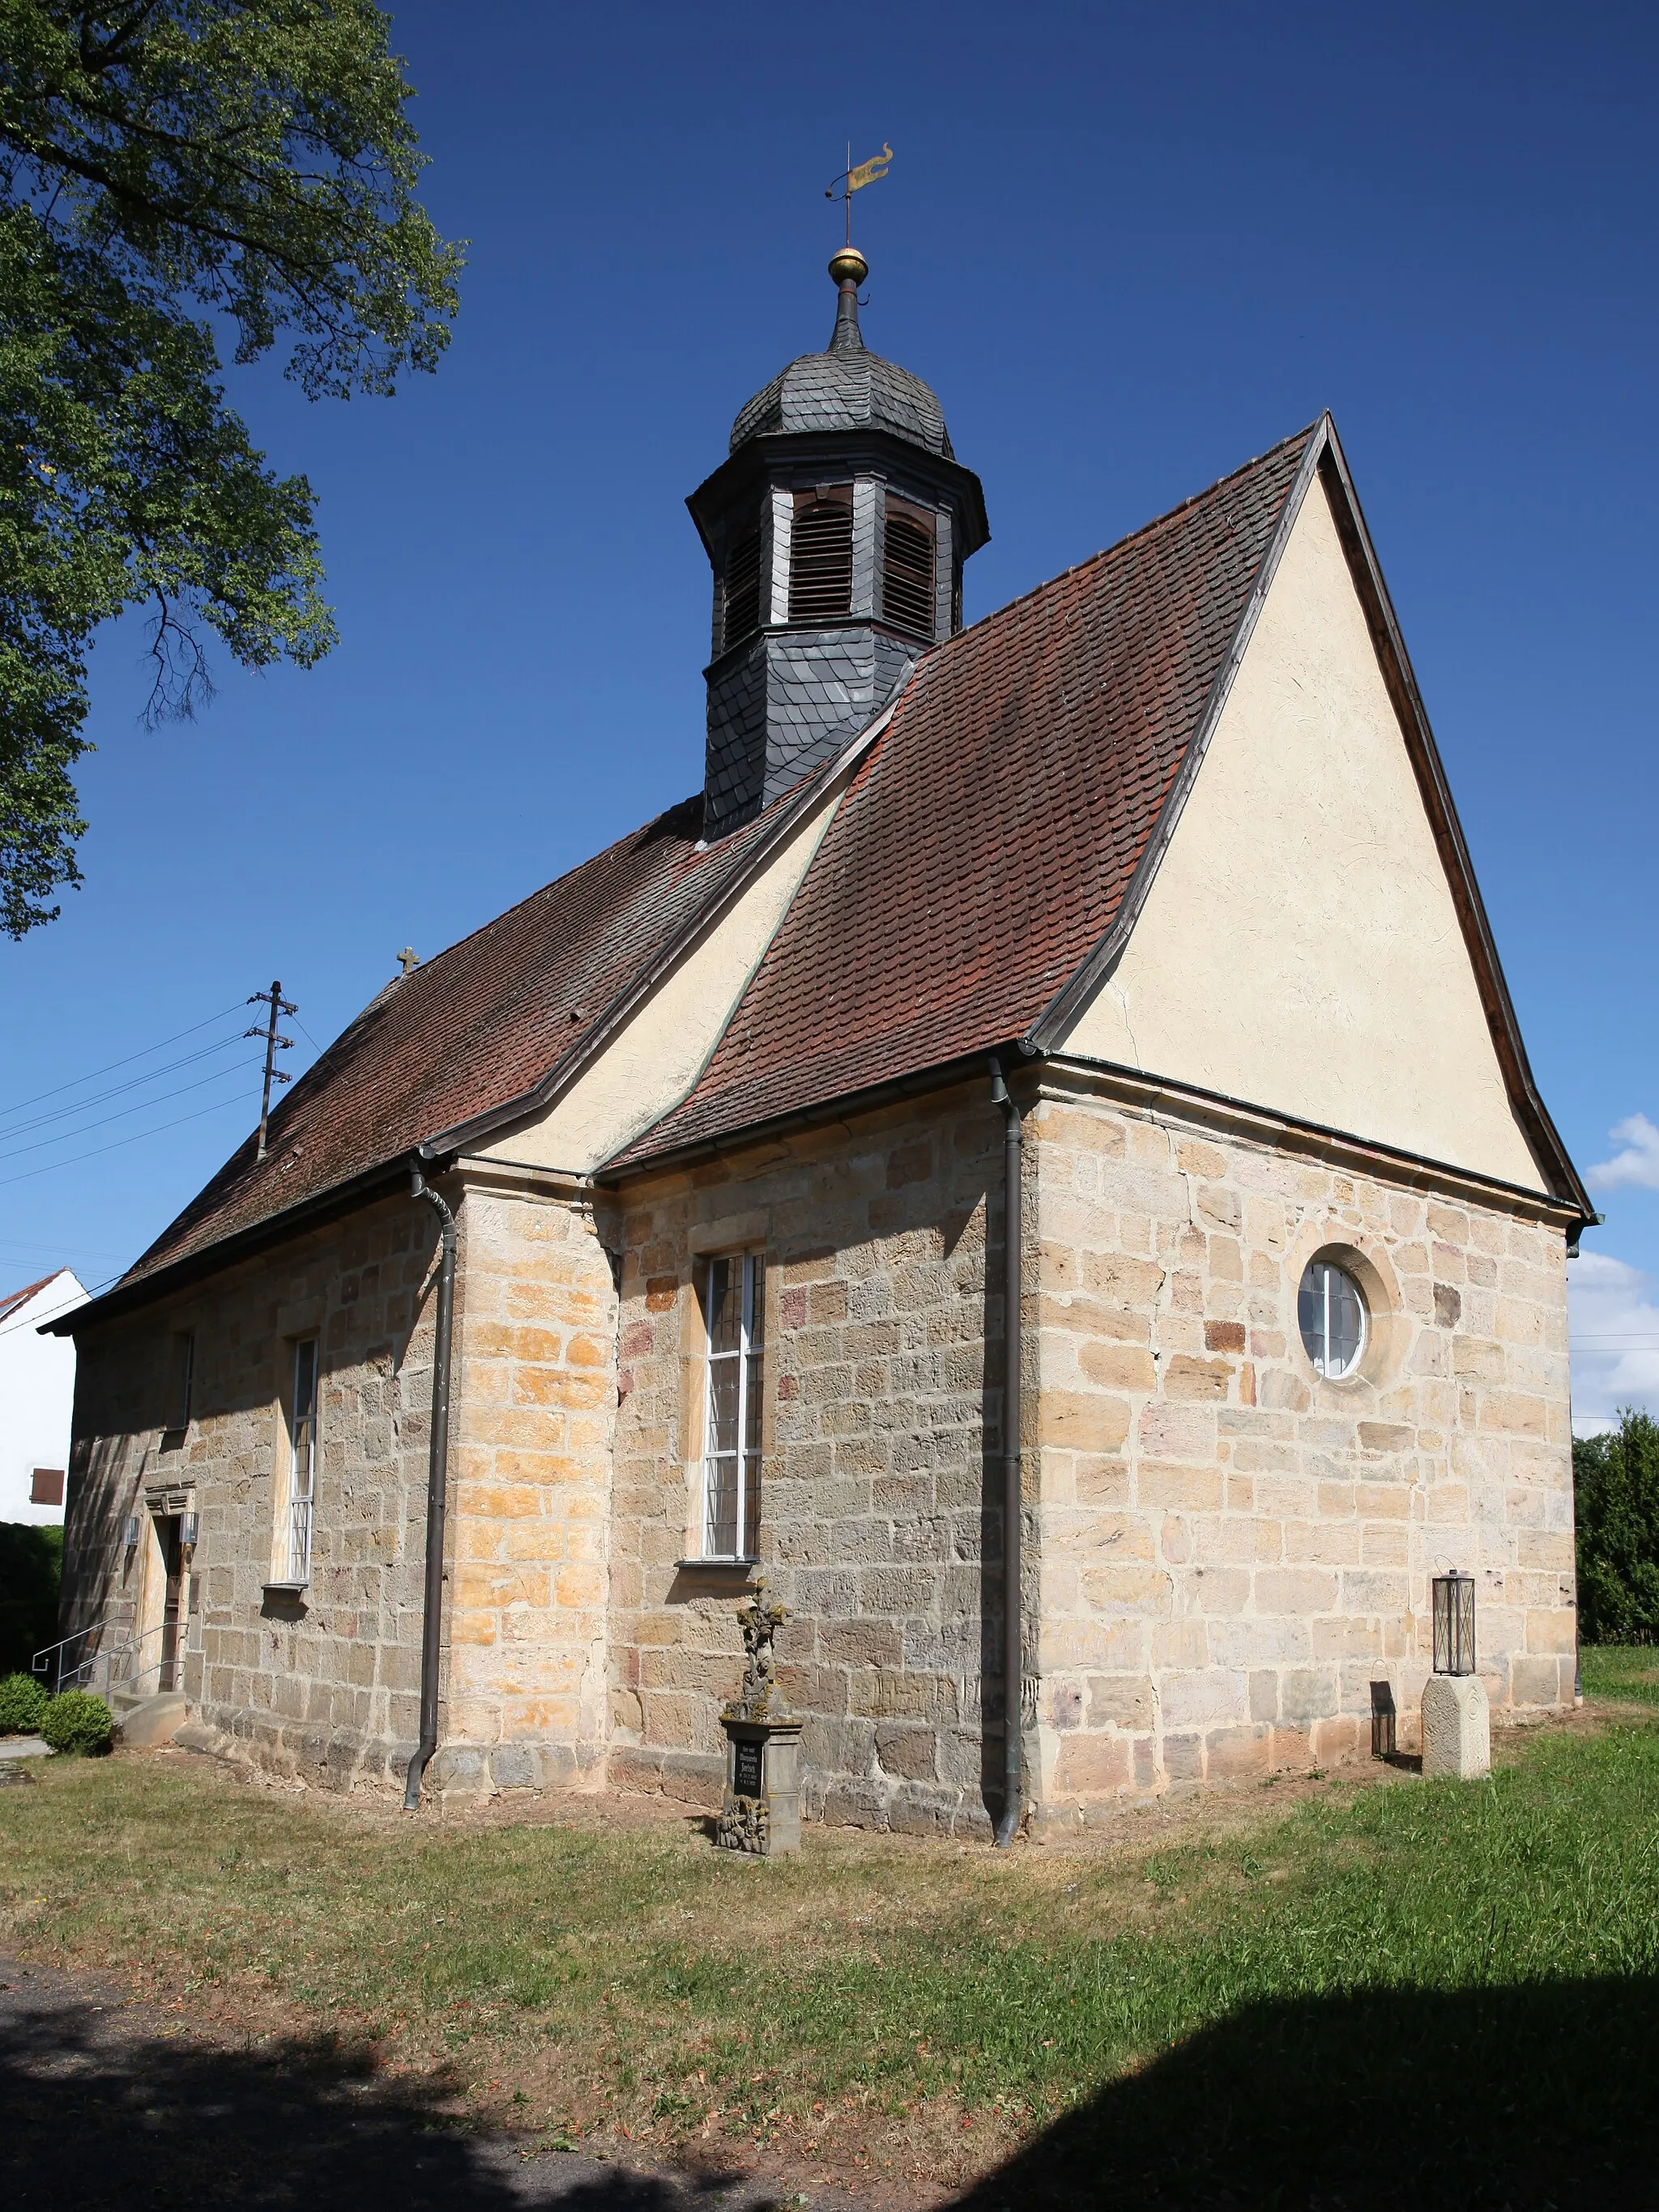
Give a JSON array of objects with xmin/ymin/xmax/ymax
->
[{"xmin": 111, "ymin": 1691, "xmax": 187, "ymax": 1749}]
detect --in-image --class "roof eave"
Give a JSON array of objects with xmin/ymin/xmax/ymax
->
[
  {"xmin": 42, "ymin": 1150, "xmax": 429, "ymax": 1336},
  {"xmin": 595, "ymin": 1040, "xmax": 1033, "ymax": 1183}
]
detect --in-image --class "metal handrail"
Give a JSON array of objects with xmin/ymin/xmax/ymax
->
[
  {"xmin": 31, "ymin": 1615, "xmax": 178, "ymax": 1700},
  {"xmin": 31, "ymin": 1615, "xmax": 125, "ymax": 1695},
  {"xmin": 103, "ymin": 1620, "xmax": 177, "ymax": 1701}
]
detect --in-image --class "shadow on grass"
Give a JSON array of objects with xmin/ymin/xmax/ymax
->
[
  {"xmin": 952, "ymin": 1973, "xmax": 1659, "ymax": 2211},
  {"xmin": 0, "ymin": 1965, "xmax": 765, "ymax": 2210}
]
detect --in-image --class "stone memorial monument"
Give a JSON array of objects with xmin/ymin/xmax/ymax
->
[{"xmin": 716, "ymin": 1579, "xmax": 802, "ymax": 1856}]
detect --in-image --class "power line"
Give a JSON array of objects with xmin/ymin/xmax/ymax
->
[
  {"xmin": 0, "ymin": 1235, "xmax": 131, "ymax": 1264},
  {"xmin": 0, "ymin": 1060, "xmax": 266, "ymax": 1167},
  {"xmin": 0, "ymin": 999, "xmax": 251, "ymax": 1121},
  {"xmin": 0, "ymin": 1089, "xmax": 261, "ymax": 1191},
  {"xmin": 0, "ymin": 1032, "xmax": 250, "ymax": 1144},
  {"xmin": 0, "ymin": 1273, "xmax": 126, "ymax": 1346}
]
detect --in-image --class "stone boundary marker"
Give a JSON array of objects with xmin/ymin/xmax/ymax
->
[{"xmin": 1421, "ymin": 1674, "xmax": 1491, "ymax": 1779}]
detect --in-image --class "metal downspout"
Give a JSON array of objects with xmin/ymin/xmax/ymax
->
[
  {"xmin": 404, "ymin": 1161, "xmax": 457, "ymax": 1810},
  {"xmin": 989, "ymin": 1057, "xmax": 1023, "ymax": 1848}
]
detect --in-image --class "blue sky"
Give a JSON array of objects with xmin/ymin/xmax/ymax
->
[{"xmin": 2, "ymin": 1, "xmax": 1655, "ymax": 1424}]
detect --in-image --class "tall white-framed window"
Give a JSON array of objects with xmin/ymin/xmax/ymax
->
[
  {"xmin": 285, "ymin": 1337, "xmax": 318, "ymax": 1583},
  {"xmin": 702, "ymin": 1252, "xmax": 764, "ymax": 1560}
]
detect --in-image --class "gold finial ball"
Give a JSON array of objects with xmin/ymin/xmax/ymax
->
[{"xmin": 829, "ymin": 245, "xmax": 868, "ymax": 288}]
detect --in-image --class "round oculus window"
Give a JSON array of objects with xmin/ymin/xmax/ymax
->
[{"xmin": 1299, "ymin": 1259, "xmax": 1367, "ymax": 1379}]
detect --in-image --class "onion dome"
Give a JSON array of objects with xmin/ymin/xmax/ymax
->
[{"xmin": 728, "ymin": 247, "xmax": 954, "ymax": 460}]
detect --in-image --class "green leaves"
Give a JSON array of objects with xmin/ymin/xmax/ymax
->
[
  {"xmin": 1573, "ymin": 1412, "xmax": 1659, "ymax": 1644},
  {"xmin": 0, "ymin": 3, "xmax": 462, "ymax": 932}
]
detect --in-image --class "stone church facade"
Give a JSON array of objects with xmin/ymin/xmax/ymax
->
[{"xmin": 53, "ymin": 247, "xmax": 1592, "ymax": 1835}]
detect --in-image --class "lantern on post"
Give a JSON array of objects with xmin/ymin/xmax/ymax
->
[
  {"xmin": 1431, "ymin": 1571, "xmax": 1476, "ymax": 1677},
  {"xmin": 1369, "ymin": 1680, "xmax": 1397, "ymax": 1760}
]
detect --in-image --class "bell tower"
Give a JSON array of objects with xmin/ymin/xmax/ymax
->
[{"xmin": 689, "ymin": 248, "xmax": 989, "ymax": 839}]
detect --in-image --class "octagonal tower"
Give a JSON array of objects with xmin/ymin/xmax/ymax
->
[{"xmin": 689, "ymin": 247, "xmax": 990, "ymax": 839}]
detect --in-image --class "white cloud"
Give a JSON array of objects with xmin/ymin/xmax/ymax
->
[
  {"xmin": 1569, "ymin": 1247, "xmax": 1659, "ymax": 1431},
  {"xmin": 1587, "ymin": 1112, "xmax": 1659, "ymax": 1192}
]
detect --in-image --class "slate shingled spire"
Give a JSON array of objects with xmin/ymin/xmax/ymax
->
[{"xmin": 689, "ymin": 248, "xmax": 989, "ymax": 839}]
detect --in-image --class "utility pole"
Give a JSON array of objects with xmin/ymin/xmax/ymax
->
[{"xmin": 245, "ymin": 979, "xmax": 296, "ymax": 1161}]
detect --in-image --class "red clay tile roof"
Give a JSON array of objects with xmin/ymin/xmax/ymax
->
[
  {"xmin": 117, "ymin": 420, "xmax": 1324, "ymax": 1294},
  {"xmin": 0, "ymin": 1270, "xmax": 67, "ymax": 1323},
  {"xmin": 121, "ymin": 795, "xmax": 783, "ymax": 1287},
  {"xmin": 616, "ymin": 424, "xmax": 1317, "ymax": 1166}
]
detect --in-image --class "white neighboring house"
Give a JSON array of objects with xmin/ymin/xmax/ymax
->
[{"xmin": 1, "ymin": 1270, "xmax": 87, "ymax": 1524}]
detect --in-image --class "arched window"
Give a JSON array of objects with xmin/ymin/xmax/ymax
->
[
  {"xmin": 883, "ymin": 501, "xmax": 936, "ymax": 637},
  {"xmin": 789, "ymin": 492, "xmax": 853, "ymax": 623},
  {"xmin": 723, "ymin": 529, "xmax": 762, "ymax": 650}
]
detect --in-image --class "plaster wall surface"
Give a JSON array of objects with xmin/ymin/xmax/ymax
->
[
  {"xmin": 480, "ymin": 779, "xmax": 844, "ymax": 1177},
  {"xmin": 1062, "ymin": 478, "xmax": 1544, "ymax": 1193},
  {"xmin": 1029, "ymin": 1080, "xmax": 1576, "ymax": 1826},
  {"xmin": 0, "ymin": 1269, "xmax": 85, "ymax": 1524}
]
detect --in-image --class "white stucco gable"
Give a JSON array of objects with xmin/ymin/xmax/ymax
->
[{"xmin": 1057, "ymin": 463, "xmax": 1547, "ymax": 1192}]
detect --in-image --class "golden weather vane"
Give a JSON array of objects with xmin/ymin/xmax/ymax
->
[{"xmin": 825, "ymin": 141, "xmax": 893, "ymax": 247}]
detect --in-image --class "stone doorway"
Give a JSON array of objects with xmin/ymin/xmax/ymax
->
[{"xmin": 134, "ymin": 1511, "xmax": 186, "ymax": 1696}]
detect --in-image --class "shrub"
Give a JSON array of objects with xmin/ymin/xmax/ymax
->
[
  {"xmin": 1574, "ymin": 1409, "xmax": 1659, "ymax": 1644},
  {"xmin": 0, "ymin": 1669, "xmax": 49, "ymax": 1734},
  {"xmin": 40, "ymin": 1688, "xmax": 113, "ymax": 1757}
]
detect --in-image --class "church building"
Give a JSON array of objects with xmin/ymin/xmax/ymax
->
[{"xmin": 50, "ymin": 246, "xmax": 1593, "ymax": 1834}]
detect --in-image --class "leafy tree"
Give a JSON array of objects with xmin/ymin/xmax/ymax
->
[
  {"xmin": 0, "ymin": 2, "xmax": 462, "ymax": 935},
  {"xmin": 1573, "ymin": 1409, "xmax": 1659, "ymax": 1644},
  {"xmin": 0, "ymin": 1518, "xmax": 61, "ymax": 1673}
]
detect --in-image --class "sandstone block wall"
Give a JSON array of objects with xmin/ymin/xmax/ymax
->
[
  {"xmin": 65, "ymin": 1190, "xmax": 443, "ymax": 1788},
  {"xmin": 606, "ymin": 1082, "xmax": 1009, "ymax": 1837},
  {"xmin": 441, "ymin": 1173, "xmax": 617, "ymax": 1793},
  {"xmin": 65, "ymin": 1170, "xmax": 620, "ymax": 1801},
  {"xmin": 1030, "ymin": 1075, "xmax": 1577, "ymax": 1826},
  {"xmin": 62, "ymin": 1063, "xmax": 1577, "ymax": 1834}
]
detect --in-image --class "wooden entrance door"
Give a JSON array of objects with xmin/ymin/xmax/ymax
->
[{"xmin": 156, "ymin": 1517, "xmax": 184, "ymax": 1692}]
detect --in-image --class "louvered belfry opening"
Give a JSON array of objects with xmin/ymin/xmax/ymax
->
[
  {"xmin": 723, "ymin": 529, "xmax": 762, "ymax": 649},
  {"xmin": 882, "ymin": 501, "xmax": 936, "ymax": 637},
  {"xmin": 695, "ymin": 245, "xmax": 988, "ymax": 839},
  {"xmin": 789, "ymin": 492, "xmax": 854, "ymax": 623}
]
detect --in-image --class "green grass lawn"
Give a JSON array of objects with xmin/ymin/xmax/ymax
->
[
  {"xmin": 3, "ymin": 1701, "xmax": 1658, "ymax": 2206},
  {"xmin": 1579, "ymin": 1640, "xmax": 1659, "ymax": 1707}
]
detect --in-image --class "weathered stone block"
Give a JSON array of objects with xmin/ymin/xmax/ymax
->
[{"xmin": 1420, "ymin": 1672, "xmax": 1491, "ymax": 1779}]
